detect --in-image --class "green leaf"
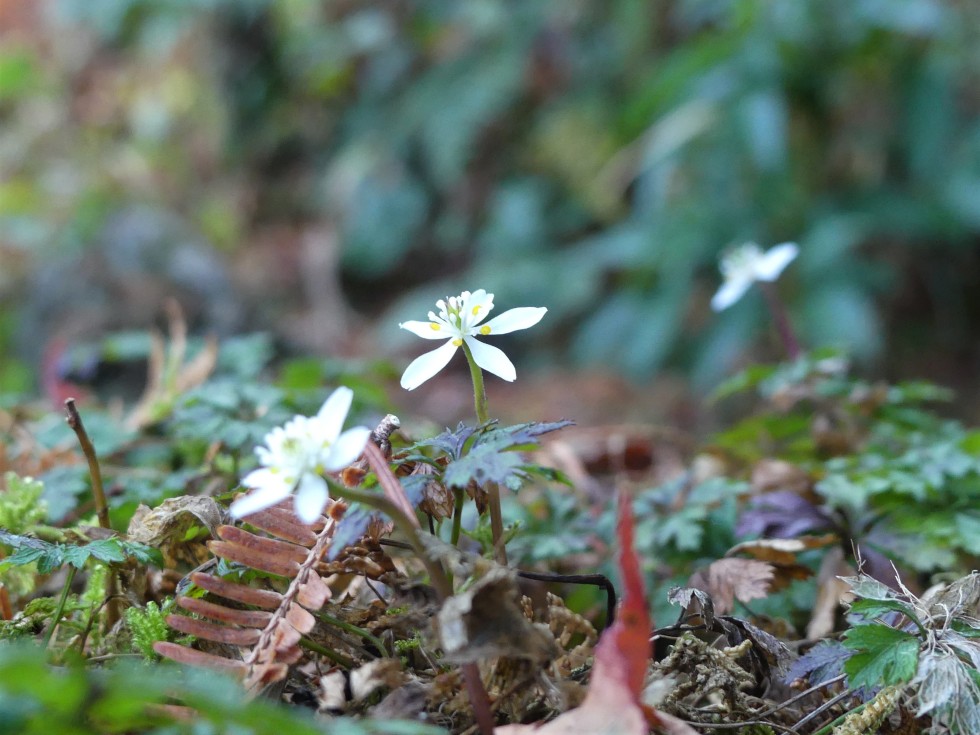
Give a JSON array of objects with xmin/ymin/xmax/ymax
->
[
  {"xmin": 85, "ymin": 539, "xmax": 127, "ymax": 564},
  {"xmin": 848, "ymin": 598, "xmax": 923, "ymax": 631},
  {"xmin": 843, "ymin": 624, "xmax": 920, "ymax": 688},
  {"xmin": 443, "ymin": 444, "xmax": 525, "ymax": 489},
  {"xmin": 61, "ymin": 545, "xmax": 94, "ymax": 569},
  {"xmin": 120, "ymin": 540, "xmax": 163, "ymax": 566}
]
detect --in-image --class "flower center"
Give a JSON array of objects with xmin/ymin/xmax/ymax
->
[{"xmin": 721, "ymin": 244, "xmax": 763, "ymax": 280}]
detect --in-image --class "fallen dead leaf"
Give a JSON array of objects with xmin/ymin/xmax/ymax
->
[
  {"xmin": 688, "ymin": 558, "xmax": 774, "ymax": 616},
  {"xmin": 496, "ymin": 491, "xmax": 698, "ymax": 735}
]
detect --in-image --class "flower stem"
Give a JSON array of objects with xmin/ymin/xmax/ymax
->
[
  {"xmin": 460, "ymin": 341, "xmax": 489, "ymax": 424},
  {"xmin": 758, "ymin": 282, "xmax": 802, "ymax": 361},
  {"xmin": 459, "ymin": 342, "xmax": 507, "ymax": 565}
]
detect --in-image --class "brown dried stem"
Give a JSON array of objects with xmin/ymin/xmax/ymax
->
[
  {"xmin": 64, "ymin": 398, "xmax": 123, "ymax": 629},
  {"xmin": 64, "ymin": 398, "xmax": 109, "ymax": 530},
  {"xmin": 241, "ymin": 515, "xmax": 337, "ymax": 692}
]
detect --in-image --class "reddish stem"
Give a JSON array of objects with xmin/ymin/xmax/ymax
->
[{"xmin": 758, "ymin": 282, "xmax": 802, "ymax": 361}]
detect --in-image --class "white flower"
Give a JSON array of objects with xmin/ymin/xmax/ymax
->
[
  {"xmin": 711, "ymin": 242, "xmax": 799, "ymax": 311},
  {"xmin": 398, "ymin": 289, "xmax": 547, "ymax": 390},
  {"xmin": 230, "ymin": 387, "xmax": 372, "ymax": 524}
]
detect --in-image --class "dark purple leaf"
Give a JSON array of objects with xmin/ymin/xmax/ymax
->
[
  {"xmin": 737, "ymin": 491, "xmax": 834, "ymax": 538},
  {"xmin": 784, "ymin": 640, "xmax": 852, "ymax": 686}
]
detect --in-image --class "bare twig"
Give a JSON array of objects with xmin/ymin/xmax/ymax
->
[
  {"xmin": 64, "ymin": 398, "xmax": 122, "ymax": 630},
  {"xmin": 64, "ymin": 398, "xmax": 109, "ymax": 530}
]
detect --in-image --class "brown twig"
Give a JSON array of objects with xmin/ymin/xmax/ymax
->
[
  {"xmin": 64, "ymin": 398, "xmax": 109, "ymax": 530},
  {"xmin": 64, "ymin": 398, "xmax": 122, "ymax": 630}
]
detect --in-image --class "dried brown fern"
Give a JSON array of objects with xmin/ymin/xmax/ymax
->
[{"xmin": 154, "ymin": 504, "xmax": 336, "ymax": 691}]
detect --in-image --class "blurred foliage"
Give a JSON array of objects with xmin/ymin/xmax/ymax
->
[
  {"xmin": 0, "ymin": 642, "xmax": 443, "ymax": 735},
  {"xmin": 3, "ymin": 0, "xmax": 980, "ymax": 387},
  {"xmin": 503, "ymin": 350, "xmax": 980, "ymax": 627}
]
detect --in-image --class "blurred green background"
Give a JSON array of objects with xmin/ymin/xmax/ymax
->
[{"xmin": 2, "ymin": 0, "xmax": 980, "ymax": 415}]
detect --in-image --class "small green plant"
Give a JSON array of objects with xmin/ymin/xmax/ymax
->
[
  {"xmin": 794, "ymin": 572, "xmax": 980, "ymax": 733},
  {"xmin": 125, "ymin": 600, "xmax": 178, "ymax": 660}
]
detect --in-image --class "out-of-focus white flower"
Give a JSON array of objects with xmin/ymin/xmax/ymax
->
[
  {"xmin": 711, "ymin": 242, "xmax": 799, "ymax": 311},
  {"xmin": 230, "ymin": 387, "xmax": 371, "ymax": 524},
  {"xmin": 399, "ymin": 289, "xmax": 547, "ymax": 390}
]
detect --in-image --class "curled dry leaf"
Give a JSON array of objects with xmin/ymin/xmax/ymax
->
[
  {"xmin": 127, "ymin": 496, "xmax": 223, "ymax": 568},
  {"xmin": 688, "ymin": 558, "xmax": 775, "ymax": 616},
  {"xmin": 496, "ymin": 491, "xmax": 699, "ymax": 735},
  {"xmin": 724, "ymin": 534, "xmax": 836, "ymax": 593},
  {"xmin": 438, "ymin": 564, "xmax": 557, "ymax": 665}
]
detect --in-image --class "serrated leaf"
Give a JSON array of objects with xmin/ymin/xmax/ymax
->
[
  {"xmin": 841, "ymin": 575, "xmax": 897, "ymax": 602},
  {"xmin": 86, "ymin": 539, "xmax": 127, "ymax": 564},
  {"xmin": 413, "ymin": 422, "xmax": 479, "ymax": 460},
  {"xmin": 120, "ymin": 540, "xmax": 163, "ymax": 566},
  {"xmin": 2, "ymin": 545, "xmax": 57, "ymax": 572},
  {"xmin": 443, "ymin": 444, "xmax": 526, "ymax": 489},
  {"xmin": 913, "ymin": 650, "xmax": 980, "ymax": 732},
  {"xmin": 849, "ymin": 598, "xmax": 923, "ymax": 630},
  {"xmin": 843, "ymin": 624, "xmax": 919, "ymax": 688},
  {"xmin": 61, "ymin": 545, "xmax": 94, "ymax": 569}
]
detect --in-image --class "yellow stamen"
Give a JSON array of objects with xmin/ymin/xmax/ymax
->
[
  {"xmin": 451, "ymin": 338, "xmax": 463, "ymax": 346},
  {"xmin": 479, "ymin": 326, "xmax": 491, "ymax": 335},
  {"xmin": 430, "ymin": 323, "xmax": 441, "ymax": 331},
  {"xmin": 472, "ymin": 305, "xmax": 482, "ymax": 316}
]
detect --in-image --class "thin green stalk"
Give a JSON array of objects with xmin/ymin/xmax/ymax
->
[
  {"xmin": 459, "ymin": 342, "xmax": 507, "ymax": 565},
  {"xmin": 460, "ymin": 341, "xmax": 489, "ymax": 424},
  {"xmin": 45, "ymin": 565, "xmax": 77, "ymax": 648},
  {"xmin": 315, "ymin": 609, "xmax": 388, "ymax": 656},
  {"xmin": 298, "ymin": 637, "xmax": 354, "ymax": 668},
  {"xmin": 450, "ymin": 487, "xmax": 465, "ymax": 547}
]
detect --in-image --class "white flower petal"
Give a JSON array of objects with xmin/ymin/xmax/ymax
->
[
  {"xmin": 399, "ymin": 320, "xmax": 451, "ymax": 340},
  {"xmin": 230, "ymin": 483, "xmax": 292, "ymax": 519},
  {"xmin": 316, "ymin": 387, "xmax": 353, "ymax": 442},
  {"xmin": 325, "ymin": 426, "xmax": 372, "ymax": 470},
  {"xmin": 481, "ymin": 306, "xmax": 547, "ymax": 335},
  {"xmin": 294, "ymin": 473, "xmax": 329, "ymax": 524},
  {"xmin": 399, "ymin": 339, "xmax": 459, "ymax": 390},
  {"xmin": 711, "ymin": 276, "xmax": 753, "ymax": 311},
  {"xmin": 463, "ymin": 289, "xmax": 495, "ymax": 328},
  {"xmin": 753, "ymin": 242, "xmax": 799, "ymax": 281},
  {"xmin": 242, "ymin": 467, "xmax": 290, "ymax": 492},
  {"xmin": 464, "ymin": 336, "xmax": 516, "ymax": 382}
]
